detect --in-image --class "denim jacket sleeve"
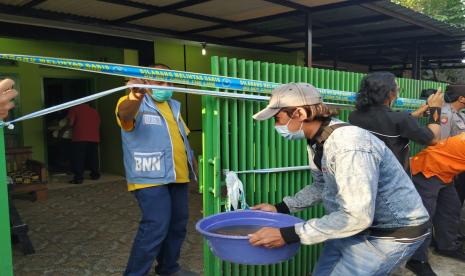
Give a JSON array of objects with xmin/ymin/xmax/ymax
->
[
  {"xmin": 283, "ymin": 169, "xmax": 324, "ymax": 212},
  {"xmin": 295, "ymin": 147, "xmax": 380, "ymax": 245}
]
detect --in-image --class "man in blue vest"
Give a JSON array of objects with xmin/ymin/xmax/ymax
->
[{"xmin": 116, "ymin": 64, "xmax": 197, "ymax": 276}]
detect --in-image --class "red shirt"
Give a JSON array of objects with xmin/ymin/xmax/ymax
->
[{"xmin": 67, "ymin": 104, "xmax": 100, "ymax": 142}]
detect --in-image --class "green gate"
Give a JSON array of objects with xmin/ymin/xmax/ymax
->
[{"xmin": 200, "ymin": 56, "xmax": 446, "ymax": 276}]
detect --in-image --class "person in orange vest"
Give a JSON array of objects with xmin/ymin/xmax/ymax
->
[{"xmin": 407, "ymin": 132, "xmax": 465, "ymax": 275}]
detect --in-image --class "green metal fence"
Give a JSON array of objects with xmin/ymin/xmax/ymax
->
[
  {"xmin": 0, "ymin": 127, "xmax": 12, "ymax": 276},
  {"xmin": 200, "ymin": 56, "xmax": 446, "ymax": 276}
]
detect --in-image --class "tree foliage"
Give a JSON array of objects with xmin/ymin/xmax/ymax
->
[{"xmin": 393, "ymin": 0, "xmax": 465, "ymax": 27}]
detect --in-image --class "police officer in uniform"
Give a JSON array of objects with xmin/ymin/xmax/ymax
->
[{"xmin": 441, "ymin": 85, "xmax": 465, "ymax": 204}]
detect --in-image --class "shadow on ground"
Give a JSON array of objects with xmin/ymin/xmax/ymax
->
[
  {"xmin": 12, "ymin": 179, "xmax": 204, "ymax": 276},
  {"xmin": 12, "ymin": 177, "xmax": 465, "ymax": 275}
]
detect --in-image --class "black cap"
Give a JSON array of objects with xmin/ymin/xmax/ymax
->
[{"xmin": 445, "ymin": 85, "xmax": 465, "ymax": 103}]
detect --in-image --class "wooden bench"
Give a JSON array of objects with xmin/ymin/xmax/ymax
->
[{"xmin": 6, "ymin": 147, "xmax": 48, "ymax": 201}]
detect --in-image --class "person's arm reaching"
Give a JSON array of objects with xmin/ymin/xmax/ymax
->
[
  {"xmin": 117, "ymin": 78, "xmax": 149, "ymax": 122},
  {"xmin": 410, "ymin": 104, "xmax": 428, "ymax": 118},
  {"xmin": 252, "ymin": 168, "xmax": 325, "ymax": 214},
  {"xmin": 0, "ymin": 78, "xmax": 18, "ymax": 119},
  {"xmin": 424, "ymin": 88, "xmax": 444, "ymax": 144},
  {"xmin": 284, "ymin": 149, "xmax": 379, "ymax": 245},
  {"xmin": 249, "ymin": 169, "xmax": 326, "ymax": 248},
  {"xmin": 399, "ymin": 88, "xmax": 443, "ymax": 146}
]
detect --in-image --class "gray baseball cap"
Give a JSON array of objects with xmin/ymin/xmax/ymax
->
[{"xmin": 253, "ymin": 82, "xmax": 322, "ymax": 121}]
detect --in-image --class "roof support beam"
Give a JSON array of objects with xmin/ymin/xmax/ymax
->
[
  {"xmin": 263, "ymin": 0, "xmax": 380, "ymax": 13},
  {"xmin": 111, "ymin": 0, "xmax": 209, "ymax": 23},
  {"xmin": 360, "ymin": 2, "xmax": 452, "ymax": 36},
  {"xmin": 21, "ymin": 0, "xmax": 46, "ymax": 9},
  {"xmin": 100, "ymin": 0, "xmax": 301, "ymax": 41},
  {"xmin": 314, "ymin": 25, "xmax": 423, "ymax": 42},
  {"xmin": 372, "ymin": 64, "xmax": 465, "ymax": 70},
  {"xmin": 316, "ymin": 15, "xmax": 389, "ymax": 28},
  {"xmin": 337, "ymin": 35, "xmax": 446, "ymax": 49},
  {"xmin": 412, "ymin": 42, "xmax": 422, "ymax": 80},
  {"xmin": 228, "ymin": 26, "xmax": 304, "ymax": 43},
  {"xmin": 0, "ymin": 4, "xmax": 291, "ymax": 52},
  {"xmin": 263, "ymin": 0, "xmax": 377, "ymax": 42},
  {"xmin": 305, "ymin": 13, "xmax": 312, "ymax": 67},
  {"xmin": 182, "ymin": 11, "xmax": 303, "ymax": 35}
]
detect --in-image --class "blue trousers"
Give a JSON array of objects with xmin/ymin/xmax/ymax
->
[
  {"xmin": 313, "ymin": 234, "xmax": 425, "ymax": 276},
  {"xmin": 125, "ymin": 184, "xmax": 189, "ymax": 276}
]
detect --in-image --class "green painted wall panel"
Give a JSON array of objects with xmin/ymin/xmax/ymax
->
[{"xmin": 0, "ymin": 37, "xmax": 126, "ymax": 169}]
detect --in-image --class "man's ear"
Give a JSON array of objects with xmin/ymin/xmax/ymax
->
[
  {"xmin": 294, "ymin": 107, "xmax": 308, "ymax": 121},
  {"xmin": 389, "ymin": 90, "xmax": 398, "ymax": 101}
]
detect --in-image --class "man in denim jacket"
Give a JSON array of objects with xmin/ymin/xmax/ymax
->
[{"xmin": 249, "ymin": 83, "xmax": 430, "ymax": 275}]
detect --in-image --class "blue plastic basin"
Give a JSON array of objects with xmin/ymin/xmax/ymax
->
[{"xmin": 196, "ymin": 210, "xmax": 303, "ymax": 265}]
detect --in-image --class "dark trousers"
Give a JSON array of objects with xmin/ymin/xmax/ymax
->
[
  {"xmin": 70, "ymin": 141, "xmax": 99, "ymax": 181},
  {"xmin": 455, "ymin": 172, "xmax": 465, "ymax": 206},
  {"xmin": 411, "ymin": 173, "xmax": 461, "ymax": 262},
  {"xmin": 125, "ymin": 184, "xmax": 189, "ymax": 276}
]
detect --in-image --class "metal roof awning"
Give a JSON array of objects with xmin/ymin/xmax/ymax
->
[{"xmin": 0, "ymin": 0, "xmax": 463, "ymax": 70}]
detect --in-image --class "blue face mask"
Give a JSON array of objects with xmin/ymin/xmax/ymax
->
[
  {"xmin": 151, "ymin": 89, "xmax": 173, "ymax": 102},
  {"xmin": 274, "ymin": 117, "xmax": 305, "ymax": 140}
]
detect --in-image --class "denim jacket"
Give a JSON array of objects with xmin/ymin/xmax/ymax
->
[{"xmin": 283, "ymin": 119, "xmax": 429, "ymax": 245}]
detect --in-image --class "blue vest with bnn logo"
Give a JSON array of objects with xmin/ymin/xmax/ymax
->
[{"xmin": 121, "ymin": 94, "xmax": 195, "ymax": 185}]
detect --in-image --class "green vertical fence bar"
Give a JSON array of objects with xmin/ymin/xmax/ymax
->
[
  {"xmin": 261, "ymin": 62, "xmax": 270, "ymax": 206},
  {"xmin": 268, "ymin": 62, "xmax": 277, "ymax": 276},
  {"xmin": 219, "ymin": 57, "xmax": 232, "ymax": 276},
  {"xmin": 313, "ymin": 67, "xmax": 322, "ymax": 269},
  {"xmin": 309, "ymin": 68, "xmax": 316, "ymax": 271},
  {"xmin": 252, "ymin": 60, "xmax": 263, "ymax": 276},
  {"xmin": 201, "ymin": 59, "xmax": 212, "ymax": 276},
  {"xmin": 245, "ymin": 60, "xmax": 256, "ymax": 276},
  {"xmin": 288, "ymin": 65, "xmax": 297, "ymax": 276},
  {"xmin": 275, "ymin": 63, "xmax": 284, "ymax": 276},
  {"xmin": 213, "ymin": 60, "xmax": 223, "ymax": 272},
  {"xmin": 260, "ymin": 61, "xmax": 271, "ymax": 276},
  {"xmin": 202, "ymin": 56, "xmax": 221, "ymax": 276},
  {"xmin": 237, "ymin": 59, "xmax": 248, "ymax": 276},
  {"xmin": 281, "ymin": 63, "xmax": 290, "ymax": 276},
  {"xmin": 295, "ymin": 66, "xmax": 302, "ymax": 276},
  {"xmin": 301, "ymin": 67, "xmax": 310, "ymax": 276},
  {"xmin": 0, "ymin": 126, "xmax": 13, "ymax": 276},
  {"xmin": 228, "ymin": 58, "xmax": 241, "ymax": 276}
]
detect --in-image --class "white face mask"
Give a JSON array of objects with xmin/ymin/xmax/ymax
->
[{"xmin": 275, "ymin": 116, "xmax": 305, "ymax": 140}]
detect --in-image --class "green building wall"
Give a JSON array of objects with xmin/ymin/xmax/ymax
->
[
  {"xmin": 0, "ymin": 37, "xmax": 127, "ymax": 175},
  {"xmin": 0, "ymin": 36, "xmax": 301, "ymax": 176},
  {"xmin": 154, "ymin": 38, "xmax": 302, "ymax": 160}
]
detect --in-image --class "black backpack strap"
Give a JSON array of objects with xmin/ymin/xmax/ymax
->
[
  {"xmin": 316, "ymin": 123, "xmax": 351, "ymax": 144},
  {"xmin": 311, "ymin": 122, "xmax": 351, "ymax": 171}
]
